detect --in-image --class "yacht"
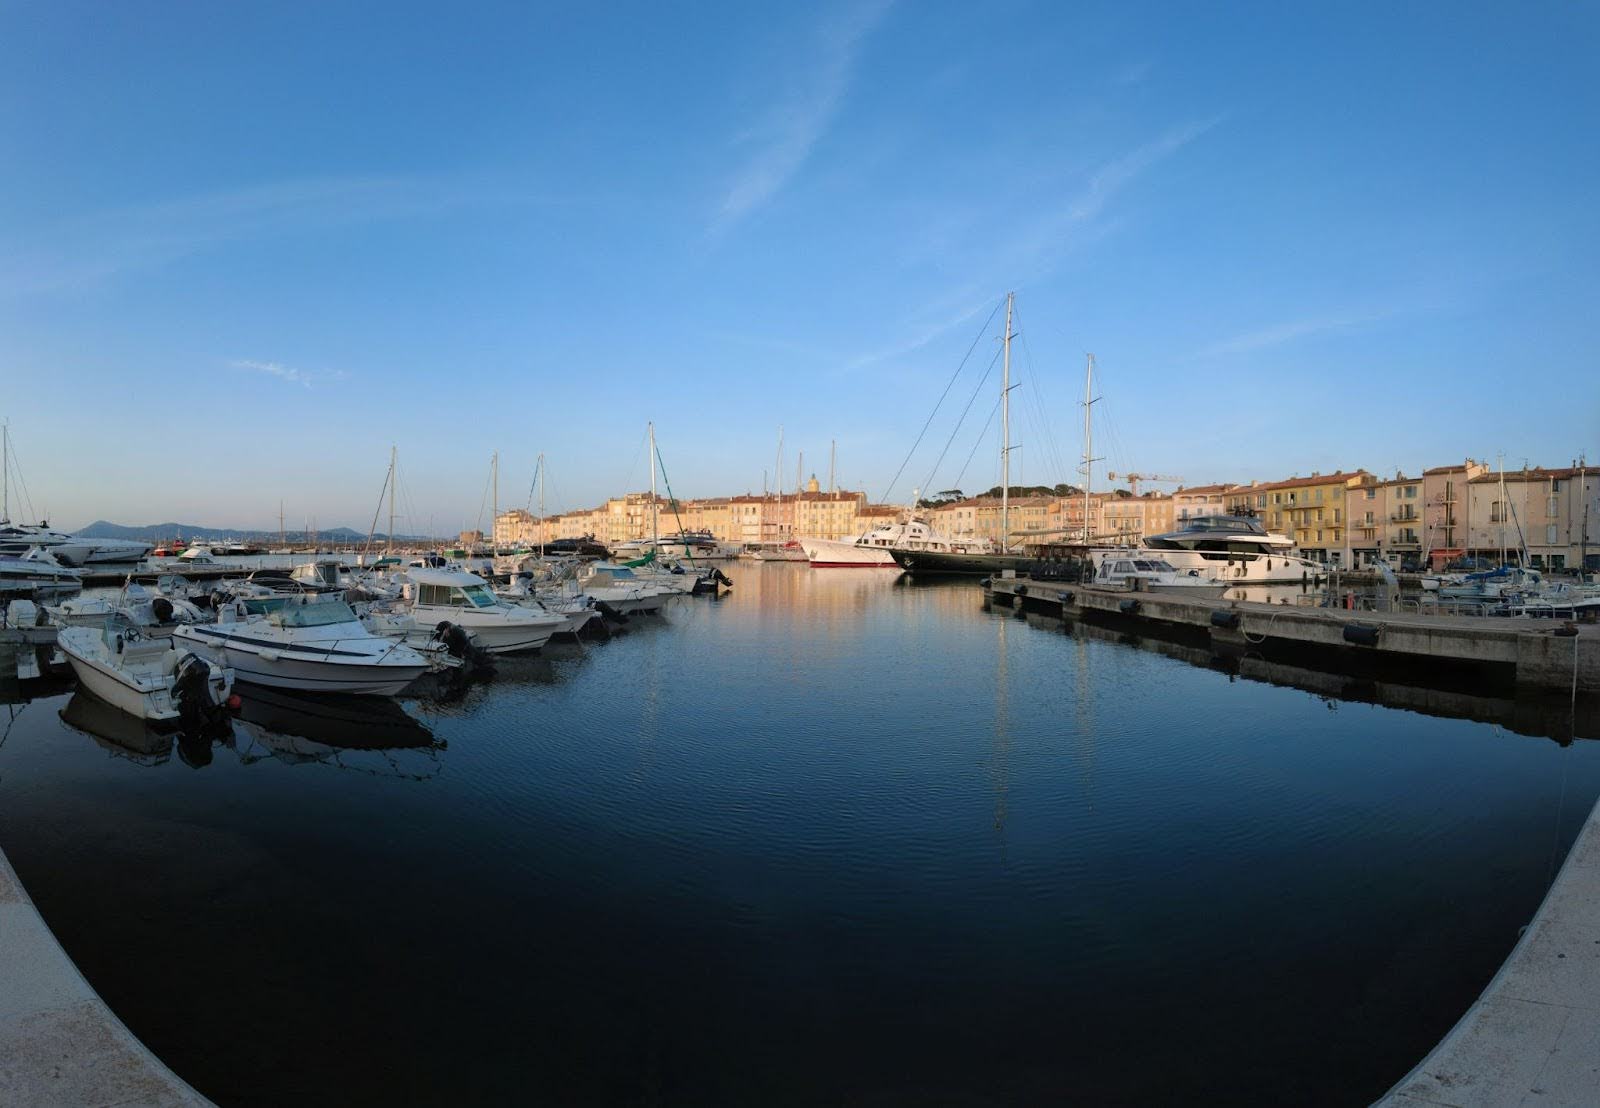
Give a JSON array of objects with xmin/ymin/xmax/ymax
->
[
  {"xmin": 885, "ymin": 519, "xmax": 1031, "ymax": 575},
  {"xmin": 57, "ymin": 618, "xmax": 234, "ymax": 725},
  {"xmin": 1092, "ymin": 555, "xmax": 1229, "ymax": 595},
  {"xmin": 175, "ymin": 595, "xmax": 430, "ymax": 695},
  {"xmin": 801, "ymin": 529, "xmax": 900, "ymax": 567},
  {"xmin": 403, "ymin": 568, "xmax": 564, "ymax": 654},
  {"xmin": 0, "ymin": 548, "xmax": 84, "ymax": 599},
  {"xmin": 0, "ymin": 521, "xmax": 152, "ymax": 566},
  {"xmin": 1134, "ymin": 515, "xmax": 1324, "ymax": 584}
]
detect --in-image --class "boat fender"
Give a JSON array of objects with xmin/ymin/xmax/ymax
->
[
  {"xmin": 1210, "ymin": 609, "xmax": 1241, "ymax": 630},
  {"xmin": 1119, "ymin": 599, "xmax": 1140, "ymax": 614},
  {"xmin": 1342, "ymin": 623, "xmax": 1381, "ymax": 646},
  {"xmin": 1061, "ymin": 591, "xmax": 1074, "ymax": 605},
  {"xmin": 1015, "ymin": 585, "xmax": 1028, "ymax": 597}
]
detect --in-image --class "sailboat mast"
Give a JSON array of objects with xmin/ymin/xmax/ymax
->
[
  {"xmin": 538, "ymin": 452, "xmax": 546, "ymax": 557},
  {"xmin": 1498, "ymin": 452, "xmax": 1506, "ymax": 565},
  {"xmin": 492, "ymin": 451, "xmax": 499, "ymax": 554},
  {"xmin": 2, "ymin": 422, "xmax": 8, "ymax": 522},
  {"xmin": 1082, "ymin": 354, "xmax": 1096, "ymax": 546},
  {"xmin": 649, "ymin": 422, "xmax": 658, "ymax": 548},
  {"xmin": 387, "ymin": 445, "xmax": 397, "ymax": 556},
  {"xmin": 1001, "ymin": 292, "xmax": 1014, "ymax": 553}
]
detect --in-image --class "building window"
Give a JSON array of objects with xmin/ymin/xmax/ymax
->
[
  {"xmin": 1404, "ymin": 486, "xmax": 1417, "ymax": 499},
  {"xmin": 1365, "ymin": 488, "xmax": 1375, "ymax": 500},
  {"xmin": 1547, "ymin": 524, "xmax": 1559, "ymax": 545}
]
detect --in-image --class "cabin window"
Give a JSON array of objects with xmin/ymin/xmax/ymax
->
[{"xmin": 418, "ymin": 584, "xmax": 456, "ymax": 606}]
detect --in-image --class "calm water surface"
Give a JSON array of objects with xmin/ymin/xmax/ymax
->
[{"xmin": 1, "ymin": 563, "xmax": 1597, "ymax": 1105}]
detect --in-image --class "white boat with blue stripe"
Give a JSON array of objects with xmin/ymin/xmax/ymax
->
[{"xmin": 174, "ymin": 595, "xmax": 429, "ymax": 696}]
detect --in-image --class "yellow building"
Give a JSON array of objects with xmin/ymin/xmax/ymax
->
[
  {"xmin": 1226, "ymin": 471, "xmax": 1374, "ymax": 565},
  {"xmin": 1099, "ymin": 493, "xmax": 1176, "ymax": 545}
]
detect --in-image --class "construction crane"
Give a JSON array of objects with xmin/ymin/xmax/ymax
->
[{"xmin": 1106, "ymin": 472, "xmax": 1183, "ymax": 496}]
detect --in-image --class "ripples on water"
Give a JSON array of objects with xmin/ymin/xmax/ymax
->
[{"xmin": 1, "ymin": 563, "xmax": 1598, "ymax": 1105}]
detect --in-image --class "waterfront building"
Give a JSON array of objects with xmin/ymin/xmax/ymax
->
[
  {"xmin": 794, "ymin": 481, "xmax": 867, "ymax": 541},
  {"xmin": 1172, "ymin": 483, "xmax": 1237, "ymax": 523},
  {"xmin": 1349, "ymin": 474, "xmax": 1425, "ymax": 566},
  {"xmin": 928, "ymin": 495, "xmax": 1054, "ymax": 546},
  {"xmin": 1465, "ymin": 464, "xmax": 1600, "ymax": 570},
  {"xmin": 1099, "ymin": 493, "xmax": 1176, "ymax": 545},
  {"xmin": 1225, "ymin": 471, "xmax": 1374, "ymax": 565},
  {"xmin": 1421, "ymin": 460, "xmax": 1490, "ymax": 567}
]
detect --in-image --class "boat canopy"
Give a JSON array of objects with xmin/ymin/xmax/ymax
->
[{"xmin": 407, "ymin": 568, "xmax": 490, "ymax": 588}]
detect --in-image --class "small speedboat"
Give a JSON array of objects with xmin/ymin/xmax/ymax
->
[
  {"xmin": 175, "ymin": 595, "xmax": 429, "ymax": 696},
  {"xmin": 576, "ymin": 563, "xmax": 669, "ymax": 615},
  {"xmin": 57, "ymin": 619, "xmax": 234, "ymax": 726},
  {"xmin": 1093, "ymin": 554, "xmax": 1230, "ymax": 595},
  {"xmin": 402, "ymin": 568, "xmax": 564, "ymax": 654}
]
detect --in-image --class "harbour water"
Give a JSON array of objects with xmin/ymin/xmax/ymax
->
[{"xmin": 2, "ymin": 562, "xmax": 1598, "ymax": 1105}]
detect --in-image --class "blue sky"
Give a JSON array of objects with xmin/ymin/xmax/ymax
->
[{"xmin": 2, "ymin": 1, "xmax": 1596, "ymax": 532}]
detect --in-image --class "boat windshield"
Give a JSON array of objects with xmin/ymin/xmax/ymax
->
[
  {"xmin": 461, "ymin": 584, "xmax": 500, "ymax": 608},
  {"xmin": 269, "ymin": 600, "xmax": 357, "ymax": 628},
  {"xmin": 1181, "ymin": 516, "xmax": 1266, "ymax": 535}
]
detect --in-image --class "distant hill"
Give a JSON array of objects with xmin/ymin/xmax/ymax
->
[{"xmin": 73, "ymin": 520, "xmax": 425, "ymax": 543}]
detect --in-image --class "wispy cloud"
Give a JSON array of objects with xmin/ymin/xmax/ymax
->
[
  {"xmin": 230, "ymin": 358, "xmax": 344, "ymax": 389},
  {"xmin": 712, "ymin": 1, "xmax": 894, "ymax": 235},
  {"xmin": 0, "ymin": 173, "xmax": 540, "ymax": 297},
  {"xmin": 1010, "ymin": 115, "xmax": 1223, "ymax": 264},
  {"xmin": 1198, "ymin": 310, "xmax": 1393, "ymax": 358}
]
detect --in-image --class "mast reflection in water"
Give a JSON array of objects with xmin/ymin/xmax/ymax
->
[{"xmin": 0, "ymin": 563, "xmax": 1598, "ymax": 1106}]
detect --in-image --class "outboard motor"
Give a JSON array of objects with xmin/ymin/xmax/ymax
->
[
  {"xmin": 172, "ymin": 652, "xmax": 227, "ymax": 733},
  {"xmin": 150, "ymin": 596, "xmax": 175, "ymax": 624}
]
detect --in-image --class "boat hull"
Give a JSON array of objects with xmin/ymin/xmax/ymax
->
[
  {"xmin": 889, "ymin": 549, "xmax": 1033, "ymax": 575},
  {"xmin": 60, "ymin": 647, "xmax": 181, "ymax": 720},
  {"xmin": 176, "ymin": 626, "xmax": 425, "ymax": 695},
  {"xmin": 801, "ymin": 538, "xmax": 897, "ymax": 567}
]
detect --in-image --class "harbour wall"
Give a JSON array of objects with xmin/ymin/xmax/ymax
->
[{"xmin": 0, "ymin": 846, "xmax": 211, "ymax": 1105}]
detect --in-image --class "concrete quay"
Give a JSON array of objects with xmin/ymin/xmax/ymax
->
[
  {"xmin": 985, "ymin": 578, "xmax": 1599, "ymax": 695},
  {"xmin": 0, "ymin": 848, "xmax": 210, "ymax": 1106},
  {"xmin": 1376, "ymin": 795, "xmax": 1600, "ymax": 1106}
]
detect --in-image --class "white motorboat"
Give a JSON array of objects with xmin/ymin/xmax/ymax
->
[
  {"xmin": 1437, "ymin": 564, "xmax": 1543, "ymax": 601},
  {"xmin": 175, "ymin": 595, "xmax": 429, "ymax": 695},
  {"xmin": 493, "ymin": 575, "xmax": 602, "ymax": 637},
  {"xmin": 48, "ymin": 580, "xmax": 205, "ymax": 635},
  {"xmin": 1135, "ymin": 515, "xmax": 1324, "ymax": 584},
  {"xmin": 403, "ymin": 568, "xmax": 563, "ymax": 654},
  {"xmin": 57, "ymin": 620, "xmax": 234, "ymax": 725},
  {"xmin": 0, "ymin": 548, "xmax": 84, "ymax": 599},
  {"xmin": 576, "ymin": 563, "xmax": 668, "ymax": 615},
  {"xmin": 1092, "ymin": 554, "xmax": 1230, "ymax": 595}
]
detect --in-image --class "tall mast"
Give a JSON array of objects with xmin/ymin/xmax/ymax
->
[
  {"xmin": 649, "ymin": 422, "xmax": 658, "ymax": 548},
  {"xmin": 1498, "ymin": 452, "xmax": 1506, "ymax": 565},
  {"xmin": 1082, "ymin": 353, "xmax": 1099, "ymax": 545},
  {"xmin": 2, "ymin": 421, "xmax": 7, "ymax": 522},
  {"xmin": 279, "ymin": 500, "xmax": 285, "ymax": 551},
  {"xmin": 387, "ymin": 445, "xmax": 397, "ymax": 555},
  {"xmin": 491, "ymin": 451, "xmax": 499, "ymax": 553},
  {"xmin": 1000, "ymin": 292, "xmax": 1014, "ymax": 553},
  {"xmin": 538, "ymin": 452, "xmax": 546, "ymax": 557}
]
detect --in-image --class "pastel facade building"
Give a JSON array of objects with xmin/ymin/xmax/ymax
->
[
  {"xmin": 1421, "ymin": 460, "xmax": 1490, "ymax": 565},
  {"xmin": 1172, "ymin": 483, "xmax": 1236, "ymax": 523},
  {"xmin": 1226, "ymin": 471, "xmax": 1374, "ymax": 565},
  {"xmin": 1466, "ymin": 466, "xmax": 1600, "ymax": 570}
]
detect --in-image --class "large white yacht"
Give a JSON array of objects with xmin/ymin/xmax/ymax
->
[
  {"xmin": 0, "ymin": 521, "xmax": 153, "ymax": 566},
  {"xmin": 0, "ymin": 548, "xmax": 84, "ymax": 598},
  {"xmin": 1125, "ymin": 515, "xmax": 1323, "ymax": 584},
  {"xmin": 802, "ymin": 519, "xmax": 989, "ymax": 568}
]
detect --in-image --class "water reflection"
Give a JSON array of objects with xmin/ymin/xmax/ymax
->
[
  {"xmin": 1017, "ymin": 609, "xmax": 1599, "ymax": 744},
  {"xmin": 59, "ymin": 690, "xmax": 173, "ymax": 766},
  {"xmin": 229, "ymin": 688, "xmax": 444, "ymax": 777}
]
